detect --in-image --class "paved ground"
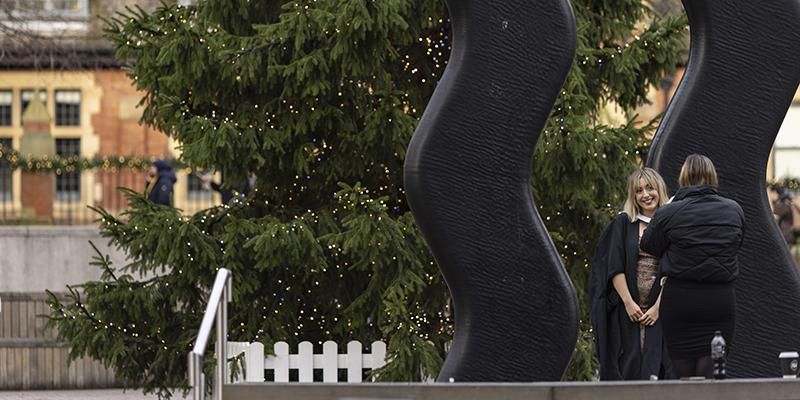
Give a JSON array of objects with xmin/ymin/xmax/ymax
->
[{"xmin": 0, "ymin": 390, "xmax": 189, "ymax": 400}]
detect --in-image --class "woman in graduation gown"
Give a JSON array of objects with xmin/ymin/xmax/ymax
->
[{"xmin": 590, "ymin": 167, "xmax": 672, "ymax": 380}]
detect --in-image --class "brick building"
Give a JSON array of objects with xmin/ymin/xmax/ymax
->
[
  {"xmin": 0, "ymin": 0, "xmax": 795, "ymax": 223},
  {"xmin": 0, "ymin": 0, "xmax": 216, "ymax": 223}
]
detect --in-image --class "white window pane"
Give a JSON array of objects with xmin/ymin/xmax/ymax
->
[
  {"xmin": 21, "ymin": 90, "xmax": 47, "ymax": 102},
  {"xmin": 53, "ymin": 0, "xmax": 81, "ymax": 11},
  {"xmin": 55, "ymin": 90, "xmax": 80, "ymax": 104}
]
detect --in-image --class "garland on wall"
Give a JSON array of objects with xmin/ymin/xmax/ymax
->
[
  {"xmin": 5, "ymin": 143, "xmax": 797, "ymax": 191},
  {"xmin": 769, "ymin": 178, "xmax": 800, "ymax": 191},
  {"xmin": 0, "ymin": 145, "xmax": 190, "ymax": 174}
]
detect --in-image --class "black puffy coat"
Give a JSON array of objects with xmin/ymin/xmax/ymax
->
[
  {"xmin": 148, "ymin": 160, "xmax": 177, "ymax": 206},
  {"xmin": 640, "ymin": 185, "xmax": 744, "ymax": 283}
]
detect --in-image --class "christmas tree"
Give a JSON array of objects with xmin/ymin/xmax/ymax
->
[{"xmin": 46, "ymin": 0, "xmax": 686, "ymax": 395}]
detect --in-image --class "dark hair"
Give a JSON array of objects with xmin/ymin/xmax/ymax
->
[{"xmin": 678, "ymin": 154, "xmax": 718, "ymax": 187}]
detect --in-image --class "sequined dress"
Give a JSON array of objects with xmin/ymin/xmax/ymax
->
[{"xmin": 636, "ymin": 247, "xmax": 659, "ymax": 349}]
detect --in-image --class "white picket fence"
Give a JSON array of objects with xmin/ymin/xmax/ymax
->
[{"xmin": 227, "ymin": 340, "xmax": 387, "ymax": 383}]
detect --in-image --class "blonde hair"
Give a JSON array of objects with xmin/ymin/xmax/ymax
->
[
  {"xmin": 678, "ymin": 154, "xmax": 719, "ymax": 188},
  {"xmin": 623, "ymin": 167, "xmax": 669, "ymax": 222}
]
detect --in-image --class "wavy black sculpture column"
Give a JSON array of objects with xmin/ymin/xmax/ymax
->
[
  {"xmin": 648, "ymin": 0, "xmax": 800, "ymax": 377},
  {"xmin": 404, "ymin": 0, "xmax": 578, "ymax": 381}
]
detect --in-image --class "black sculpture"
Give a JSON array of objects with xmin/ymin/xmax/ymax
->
[
  {"xmin": 404, "ymin": 0, "xmax": 579, "ymax": 381},
  {"xmin": 648, "ymin": 0, "xmax": 800, "ymax": 377}
]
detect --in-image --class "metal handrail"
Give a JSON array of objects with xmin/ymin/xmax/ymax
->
[{"xmin": 188, "ymin": 268, "xmax": 232, "ymax": 400}]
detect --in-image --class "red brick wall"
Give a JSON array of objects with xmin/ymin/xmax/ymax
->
[
  {"xmin": 91, "ymin": 70, "xmax": 171, "ymax": 210},
  {"xmin": 92, "ymin": 70, "xmax": 171, "ymax": 158},
  {"xmin": 21, "ymin": 173, "xmax": 54, "ymax": 219}
]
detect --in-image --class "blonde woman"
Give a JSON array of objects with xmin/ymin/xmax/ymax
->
[
  {"xmin": 641, "ymin": 154, "xmax": 744, "ymax": 378},
  {"xmin": 590, "ymin": 167, "xmax": 672, "ymax": 380}
]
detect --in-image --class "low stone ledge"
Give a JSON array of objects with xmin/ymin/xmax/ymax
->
[
  {"xmin": 0, "ymin": 226, "xmax": 105, "ymax": 237},
  {"xmin": 224, "ymin": 379, "xmax": 800, "ymax": 400},
  {"xmin": 0, "ymin": 337, "xmax": 64, "ymax": 348}
]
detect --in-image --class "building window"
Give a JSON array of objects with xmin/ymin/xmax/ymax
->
[
  {"xmin": 55, "ymin": 90, "xmax": 80, "ymax": 126},
  {"xmin": 55, "ymin": 138, "xmax": 80, "ymax": 202},
  {"xmin": 0, "ymin": 1, "xmax": 89, "ymax": 35},
  {"xmin": 0, "ymin": 138, "xmax": 11, "ymax": 201},
  {"xmin": 0, "ymin": 91, "xmax": 12, "ymax": 126},
  {"xmin": 187, "ymin": 173, "xmax": 212, "ymax": 201},
  {"xmin": 20, "ymin": 89, "xmax": 47, "ymax": 121},
  {"xmin": 52, "ymin": 0, "xmax": 86, "ymax": 13},
  {"xmin": 6, "ymin": 0, "xmax": 90, "ymax": 20}
]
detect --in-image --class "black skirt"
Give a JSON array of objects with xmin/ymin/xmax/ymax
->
[{"xmin": 660, "ymin": 278, "xmax": 736, "ymax": 360}]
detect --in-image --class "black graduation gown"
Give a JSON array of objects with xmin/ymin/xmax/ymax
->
[{"xmin": 589, "ymin": 213, "xmax": 671, "ymax": 380}]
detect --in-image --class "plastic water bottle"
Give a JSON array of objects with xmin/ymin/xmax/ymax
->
[{"xmin": 711, "ymin": 330, "xmax": 726, "ymax": 379}]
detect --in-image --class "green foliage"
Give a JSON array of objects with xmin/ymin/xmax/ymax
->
[{"xmin": 47, "ymin": 0, "xmax": 686, "ymax": 395}]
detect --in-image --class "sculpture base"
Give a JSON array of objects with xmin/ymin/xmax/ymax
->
[{"xmin": 225, "ymin": 379, "xmax": 800, "ymax": 400}]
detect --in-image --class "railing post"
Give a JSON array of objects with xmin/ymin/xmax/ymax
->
[
  {"xmin": 188, "ymin": 352, "xmax": 203, "ymax": 400},
  {"xmin": 188, "ymin": 268, "xmax": 231, "ymax": 400},
  {"xmin": 214, "ymin": 274, "xmax": 229, "ymax": 397}
]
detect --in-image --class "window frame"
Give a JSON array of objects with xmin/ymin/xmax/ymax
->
[
  {"xmin": 54, "ymin": 89, "xmax": 81, "ymax": 127},
  {"xmin": 0, "ymin": 90, "xmax": 12, "ymax": 127},
  {"xmin": 187, "ymin": 173, "xmax": 212, "ymax": 201},
  {"xmin": 5, "ymin": 0, "xmax": 90, "ymax": 21},
  {"xmin": 0, "ymin": 137, "xmax": 12, "ymax": 201},
  {"xmin": 54, "ymin": 138, "xmax": 81, "ymax": 202}
]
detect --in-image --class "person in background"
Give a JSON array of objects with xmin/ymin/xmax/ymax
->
[
  {"xmin": 146, "ymin": 159, "xmax": 177, "ymax": 206},
  {"xmin": 590, "ymin": 167, "xmax": 672, "ymax": 380},
  {"xmin": 641, "ymin": 154, "xmax": 744, "ymax": 379},
  {"xmin": 769, "ymin": 185, "xmax": 795, "ymax": 246},
  {"xmin": 200, "ymin": 170, "xmax": 255, "ymax": 205}
]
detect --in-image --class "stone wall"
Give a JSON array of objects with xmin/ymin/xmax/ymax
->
[{"xmin": 0, "ymin": 226, "xmax": 127, "ymax": 293}]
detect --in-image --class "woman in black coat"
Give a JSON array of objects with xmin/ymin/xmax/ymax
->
[
  {"xmin": 590, "ymin": 167, "xmax": 672, "ymax": 380},
  {"xmin": 640, "ymin": 154, "xmax": 745, "ymax": 378},
  {"xmin": 146, "ymin": 160, "xmax": 177, "ymax": 206}
]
